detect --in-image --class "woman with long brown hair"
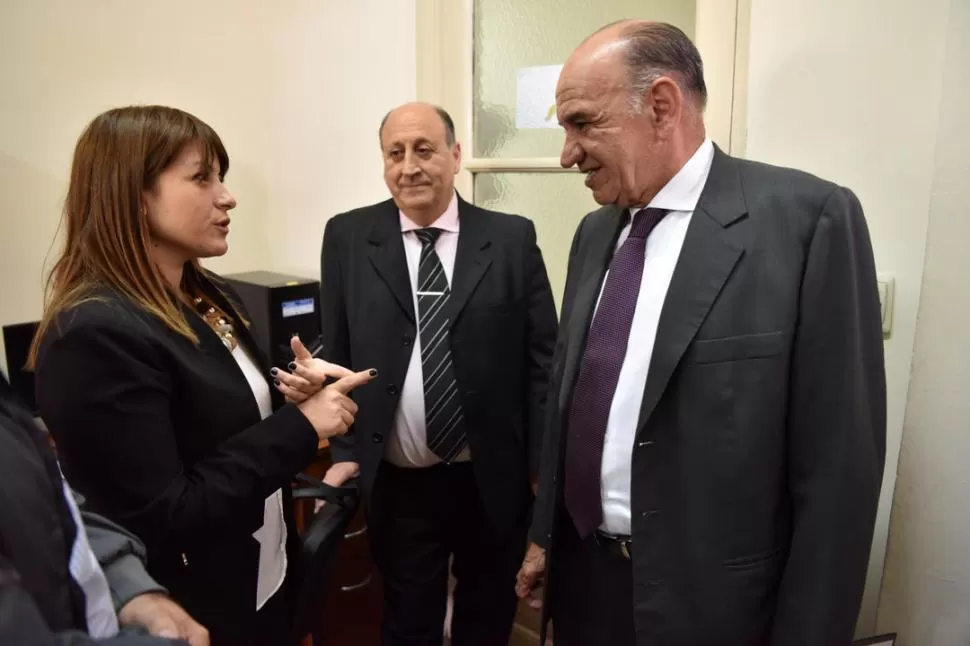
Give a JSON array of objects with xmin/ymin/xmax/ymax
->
[{"xmin": 29, "ymin": 105, "xmax": 375, "ymax": 646}]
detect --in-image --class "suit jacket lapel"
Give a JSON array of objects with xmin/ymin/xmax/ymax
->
[
  {"xmin": 635, "ymin": 146, "xmax": 746, "ymax": 434},
  {"xmin": 445, "ymin": 198, "xmax": 492, "ymax": 326},
  {"xmin": 367, "ymin": 202, "xmax": 415, "ymax": 323},
  {"xmin": 558, "ymin": 206, "xmax": 627, "ymax": 414},
  {"xmin": 182, "ymin": 290, "xmax": 271, "ymax": 423}
]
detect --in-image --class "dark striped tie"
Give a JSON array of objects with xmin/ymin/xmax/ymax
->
[
  {"xmin": 414, "ymin": 227, "xmax": 467, "ymax": 462},
  {"xmin": 564, "ymin": 207, "xmax": 669, "ymax": 538}
]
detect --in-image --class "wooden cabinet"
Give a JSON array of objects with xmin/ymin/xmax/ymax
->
[
  {"xmin": 294, "ymin": 448, "xmax": 383, "ymax": 646},
  {"xmin": 510, "ymin": 599, "xmax": 543, "ymax": 646}
]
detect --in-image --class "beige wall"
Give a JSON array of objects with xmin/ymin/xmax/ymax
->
[
  {"xmin": 876, "ymin": 0, "xmax": 970, "ymax": 643},
  {"xmin": 0, "ymin": 0, "xmax": 415, "ymax": 372},
  {"xmin": 744, "ymin": 0, "xmax": 953, "ymax": 634}
]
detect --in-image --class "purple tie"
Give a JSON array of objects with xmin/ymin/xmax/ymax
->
[{"xmin": 564, "ymin": 207, "xmax": 668, "ymax": 538}]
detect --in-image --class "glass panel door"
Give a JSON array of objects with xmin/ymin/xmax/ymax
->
[
  {"xmin": 470, "ymin": 0, "xmax": 702, "ymax": 313},
  {"xmin": 473, "ymin": 0, "xmax": 697, "ymax": 158}
]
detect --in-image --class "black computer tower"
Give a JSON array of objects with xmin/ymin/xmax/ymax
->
[{"xmin": 223, "ymin": 271, "xmax": 322, "ymax": 409}]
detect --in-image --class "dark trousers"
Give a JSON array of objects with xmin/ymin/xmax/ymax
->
[
  {"xmin": 550, "ymin": 519, "xmax": 636, "ymax": 646},
  {"xmin": 206, "ymin": 574, "xmax": 295, "ymax": 646},
  {"xmin": 369, "ymin": 461, "xmax": 526, "ymax": 646},
  {"xmin": 251, "ymin": 581, "xmax": 297, "ymax": 646}
]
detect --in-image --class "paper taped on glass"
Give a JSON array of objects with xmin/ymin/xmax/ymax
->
[{"xmin": 515, "ymin": 64, "xmax": 564, "ymax": 129}]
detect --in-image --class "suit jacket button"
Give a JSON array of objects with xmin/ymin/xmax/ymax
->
[
  {"xmin": 402, "ymin": 334, "xmax": 412, "ymax": 347},
  {"xmin": 372, "ymin": 433, "xmax": 384, "ymax": 443},
  {"xmin": 386, "ymin": 385, "xmax": 398, "ymax": 396}
]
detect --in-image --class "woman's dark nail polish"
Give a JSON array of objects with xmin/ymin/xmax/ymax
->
[
  {"xmin": 288, "ymin": 362, "xmax": 297, "ymax": 371},
  {"xmin": 273, "ymin": 379, "xmax": 280, "ymax": 386},
  {"xmin": 369, "ymin": 369, "xmax": 378, "ymax": 377},
  {"xmin": 270, "ymin": 367, "xmax": 278, "ymax": 376}
]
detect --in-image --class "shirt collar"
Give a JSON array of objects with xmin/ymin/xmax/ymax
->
[
  {"xmin": 629, "ymin": 138, "xmax": 715, "ymax": 217},
  {"xmin": 400, "ymin": 191, "xmax": 460, "ymax": 233}
]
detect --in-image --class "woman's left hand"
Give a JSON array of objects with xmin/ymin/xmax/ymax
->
[{"xmin": 271, "ymin": 336, "xmax": 353, "ymax": 404}]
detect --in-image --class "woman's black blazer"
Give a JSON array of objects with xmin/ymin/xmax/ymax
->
[{"xmin": 35, "ymin": 273, "xmax": 318, "ymax": 643}]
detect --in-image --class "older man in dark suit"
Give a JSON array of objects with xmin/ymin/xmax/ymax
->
[
  {"xmin": 317, "ymin": 102, "xmax": 558, "ymax": 646},
  {"xmin": 516, "ymin": 21, "xmax": 887, "ymax": 646}
]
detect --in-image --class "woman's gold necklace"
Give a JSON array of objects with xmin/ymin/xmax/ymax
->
[{"xmin": 192, "ymin": 295, "xmax": 237, "ymax": 351}]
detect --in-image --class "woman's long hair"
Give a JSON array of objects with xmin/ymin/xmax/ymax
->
[{"xmin": 26, "ymin": 105, "xmax": 230, "ymax": 368}]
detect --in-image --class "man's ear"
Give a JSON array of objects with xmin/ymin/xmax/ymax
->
[
  {"xmin": 648, "ymin": 76, "xmax": 683, "ymax": 130},
  {"xmin": 452, "ymin": 141, "xmax": 463, "ymax": 173}
]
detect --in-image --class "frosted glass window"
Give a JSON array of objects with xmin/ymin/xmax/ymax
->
[{"xmin": 473, "ymin": 0, "xmax": 696, "ymax": 158}]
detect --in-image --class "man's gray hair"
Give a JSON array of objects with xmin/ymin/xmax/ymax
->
[
  {"xmin": 378, "ymin": 105, "xmax": 457, "ymax": 147},
  {"xmin": 615, "ymin": 22, "xmax": 708, "ymax": 113}
]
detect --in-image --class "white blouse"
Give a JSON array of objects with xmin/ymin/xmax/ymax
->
[{"xmin": 229, "ymin": 343, "xmax": 287, "ymax": 610}]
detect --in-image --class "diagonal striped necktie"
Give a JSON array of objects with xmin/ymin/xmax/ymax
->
[{"xmin": 414, "ymin": 227, "xmax": 468, "ymax": 462}]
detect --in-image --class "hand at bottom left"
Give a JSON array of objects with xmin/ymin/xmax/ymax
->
[{"xmin": 118, "ymin": 592, "xmax": 209, "ymax": 646}]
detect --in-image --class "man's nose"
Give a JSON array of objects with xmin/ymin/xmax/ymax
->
[
  {"xmin": 403, "ymin": 150, "xmax": 421, "ymax": 175},
  {"xmin": 561, "ymin": 137, "xmax": 581, "ymax": 169}
]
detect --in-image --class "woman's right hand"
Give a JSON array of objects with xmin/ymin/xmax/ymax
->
[{"xmin": 297, "ymin": 369, "xmax": 377, "ymax": 442}]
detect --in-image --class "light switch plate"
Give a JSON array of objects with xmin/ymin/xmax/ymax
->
[{"xmin": 877, "ymin": 273, "xmax": 894, "ymax": 338}]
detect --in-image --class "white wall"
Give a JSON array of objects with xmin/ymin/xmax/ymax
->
[
  {"xmin": 876, "ymin": 0, "xmax": 970, "ymax": 643},
  {"xmin": 0, "ymin": 0, "xmax": 415, "ymax": 373},
  {"xmin": 744, "ymin": 0, "xmax": 952, "ymax": 635}
]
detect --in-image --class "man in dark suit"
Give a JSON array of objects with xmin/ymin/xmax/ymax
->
[
  {"xmin": 515, "ymin": 21, "xmax": 887, "ymax": 646},
  {"xmin": 318, "ymin": 102, "xmax": 558, "ymax": 646}
]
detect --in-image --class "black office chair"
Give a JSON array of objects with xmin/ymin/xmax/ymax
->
[
  {"xmin": 290, "ymin": 472, "xmax": 360, "ymax": 644},
  {"xmin": 2, "ymin": 321, "xmax": 40, "ymax": 415}
]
